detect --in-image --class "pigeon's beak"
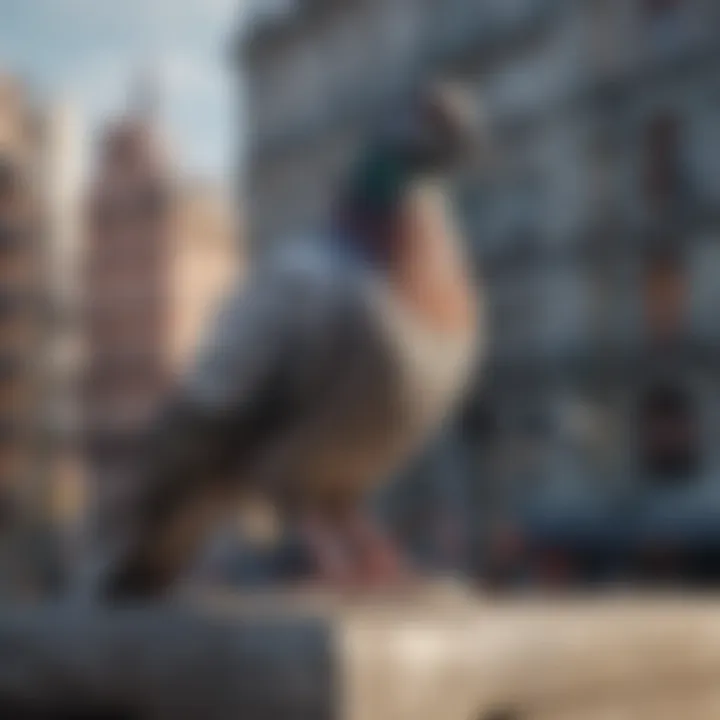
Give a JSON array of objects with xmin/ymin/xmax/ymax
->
[{"xmin": 414, "ymin": 81, "xmax": 494, "ymax": 176}]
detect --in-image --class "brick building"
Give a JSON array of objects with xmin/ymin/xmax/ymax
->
[
  {"xmin": 0, "ymin": 74, "xmax": 84, "ymax": 595},
  {"xmin": 82, "ymin": 92, "xmax": 240, "ymax": 518}
]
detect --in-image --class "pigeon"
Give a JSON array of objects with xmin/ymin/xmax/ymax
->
[{"xmin": 78, "ymin": 82, "xmax": 487, "ymax": 599}]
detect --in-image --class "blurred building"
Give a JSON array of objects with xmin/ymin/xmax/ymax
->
[
  {"xmin": 452, "ymin": 0, "xmax": 720, "ymax": 533},
  {"xmin": 239, "ymin": 0, "xmax": 720, "ymax": 564},
  {"xmin": 0, "ymin": 75, "xmax": 43, "ymax": 525},
  {"xmin": 82, "ymin": 84, "xmax": 240, "ymax": 518},
  {"xmin": 170, "ymin": 181, "xmax": 245, "ymax": 367},
  {"xmin": 37, "ymin": 102, "xmax": 86, "ymax": 542},
  {"xmin": 0, "ymin": 74, "xmax": 84, "ymax": 596}
]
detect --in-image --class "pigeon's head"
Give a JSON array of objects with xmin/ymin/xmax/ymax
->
[
  {"xmin": 402, "ymin": 80, "xmax": 480, "ymax": 174},
  {"xmin": 337, "ymin": 81, "xmax": 486, "ymax": 265}
]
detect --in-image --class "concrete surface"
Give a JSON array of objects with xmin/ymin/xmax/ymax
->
[{"xmin": 0, "ymin": 584, "xmax": 719, "ymax": 718}]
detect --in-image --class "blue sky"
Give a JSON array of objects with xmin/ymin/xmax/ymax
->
[{"xmin": 0, "ymin": 0, "xmax": 251, "ymax": 181}]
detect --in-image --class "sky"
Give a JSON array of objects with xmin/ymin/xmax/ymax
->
[{"xmin": 0, "ymin": 0, "xmax": 253, "ymax": 182}]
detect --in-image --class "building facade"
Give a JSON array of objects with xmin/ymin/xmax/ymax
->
[
  {"xmin": 38, "ymin": 102, "xmax": 86, "ymax": 541},
  {"xmin": 239, "ymin": 0, "xmax": 720, "ymax": 562},
  {"xmin": 457, "ymin": 0, "xmax": 720, "ymax": 526},
  {"xmin": 0, "ymin": 75, "xmax": 44, "ymax": 528},
  {"xmin": 0, "ymin": 75, "xmax": 84, "ymax": 595},
  {"xmin": 82, "ymin": 95, "xmax": 240, "ymax": 522}
]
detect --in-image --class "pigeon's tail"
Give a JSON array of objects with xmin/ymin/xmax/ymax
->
[{"xmin": 70, "ymin": 395, "xmax": 246, "ymax": 603}]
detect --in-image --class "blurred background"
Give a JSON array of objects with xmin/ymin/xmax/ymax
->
[{"xmin": 0, "ymin": 0, "xmax": 719, "ymax": 601}]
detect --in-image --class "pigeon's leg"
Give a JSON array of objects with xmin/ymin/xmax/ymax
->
[
  {"xmin": 342, "ymin": 511, "xmax": 417, "ymax": 585},
  {"xmin": 296, "ymin": 506, "xmax": 416, "ymax": 588},
  {"xmin": 296, "ymin": 513, "xmax": 357, "ymax": 585}
]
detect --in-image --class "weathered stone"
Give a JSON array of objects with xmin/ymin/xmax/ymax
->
[{"xmin": 1, "ymin": 587, "xmax": 720, "ymax": 719}]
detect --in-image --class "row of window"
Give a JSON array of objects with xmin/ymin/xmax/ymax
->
[
  {"xmin": 487, "ymin": 252, "xmax": 691, "ymax": 355},
  {"xmin": 89, "ymin": 185, "xmax": 172, "ymax": 231},
  {"xmin": 0, "ymin": 158, "xmax": 24, "ymax": 202},
  {"xmin": 467, "ymin": 381, "xmax": 699, "ymax": 486}
]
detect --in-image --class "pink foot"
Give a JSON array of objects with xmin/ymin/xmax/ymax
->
[
  {"xmin": 298, "ymin": 514, "xmax": 417, "ymax": 590},
  {"xmin": 344, "ymin": 515, "xmax": 417, "ymax": 587},
  {"xmin": 297, "ymin": 516, "xmax": 355, "ymax": 585}
]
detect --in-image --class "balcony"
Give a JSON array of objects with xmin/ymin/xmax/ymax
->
[
  {"xmin": 249, "ymin": 83, "xmax": 399, "ymax": 168},
  {"xmin": 0, "ymin": 374, "xmax": 32, "ymax": 408},
  {"xmin": 486, "ymin": 326, "xmax": 720, "ymax": 388},
  {"xmin": 0, "ymin": 352, "xmax": 29, "ymax": 381},
  {"xmin": 636, "ymin": 184, "xmax": 720, "ymax": 246},
  {"xmin": 0, "ymin": 317, "xmax": 41, "ymax": 357},
  {"xmin": 0, "ymin": 415, "xmax": 29, "ymax": 444},
  {"xmin": 0, "ymin": 447, "xmax": 31, "ymax": 485},
  {"xmin": 0, "ymin": 156, "xmax": 22, "ymax": 202},
  {"xmin": 641, "ymin": 4, "xmax": 716, "ymax": 66},
  {"xmin": 0, "ymin": 222, "xmax": 31, "ymax": 252},
  {"xmin": 485, "ymin": 266, "xmax": 682, "ymax": 377},
  {"xmin": 38, "ymin": 403, "xmax": 82, "ymax": 448},
  {"xmin": 580, "ymin": 186, "xmax": 720, "ymax": 258},
  {"xmin": 582, "ymin": 19, "xmax": 720, "ymax": 110},
  {"xmin": 0, "ymin": 409, "xmax": 36, "ymax": 446},
  {"xmin": 0, "ymin": 289, "xmax": 38, "ymax": 317},
  {"xmin": 81, "ymin": 357, "xmax": 168, "ymax": 416},
  {"xmin": 82, "ymin": 398, "xmax": 161, "ymax": 436},
  {"xmin": 81, "ymin": 427, "xmax": 139, "ymax": 463},
  {"xmin": 480, "ymin": 232, "xmax": 548, "ymax": 275},
  {"xmin": 429, "ymin": 0, "xmax": 563, "ymax": 72}
]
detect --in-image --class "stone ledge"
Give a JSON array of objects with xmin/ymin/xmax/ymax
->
[{"xmin": 0, "ymin": 589, "xmax": 719, "ymax": 719}]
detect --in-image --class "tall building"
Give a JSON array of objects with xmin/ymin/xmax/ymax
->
[
  {"xmin": 238, "ymin": 0, "xmax": 720, "ymax": 560},
  {"xmin": 37, "ymin": 102, "xmax": 86, "ymax": 535},
  {"xmin": 169, "ymin": 180, "xmax": 244, "ymax": 369},
  {"xmin": 0, "ymin": 75, "xmax": 43, "ymax": 525},
  {"xmin": 0, "ymin": 75, "xmax": 84, "ymax": 595},
  {"xmin": 82, "ymin": 91, "xmax": 240, "ymax": 519},
  {"xmin": 0, "ymin": 72, "xmax": 48, "ymax": 586}
]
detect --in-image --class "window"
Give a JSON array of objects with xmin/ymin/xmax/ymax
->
[
  {"xmin": 0, "ymin": 447, "xmax": 27, "ymax": 481},
  {"xmin": 104, "ymin": 129, "xmax": 140, "ymax": 167},
  {"xmin": 0, "ymin": 353, "xmax": 24, "ymax": 381},
  {"xmin": 0, "ymin": 378, "xmax": 30, "ymax": 410},
  {"xmin": 0, "ymin": 158, "xmax": 19, "ymax": 201},
  {"xmin": 642, "ymin": 250, "xmax": 687, "ymax": 341},
  {"xmin": 643, "ymin": 0, "xmax": 683, "ymax": 20},
  {"xmin": 644, "ymin": 114, "xmax": 683, "ymax": 212},
  {"xmin": 643, "ymin": 1, "xmax": 693, "ymax": 70},
  {"xmin": 0, "ymin": 223, "xmax": 26, "ymax": 251},
  {"xmin": 135, "ymin": 184, "xmax": 171, "ymax": 221},
  {"xmin": 84, "ymin": 431, "xmax": 135, "ymax": 467},
  {"xmin": 638, "ymin": 383, "xmax": 698, "ymax": 482},
  {"xmin": 492, "ymin": 274, "xmax": 541, "ymax": 356},
  {"xmin": 89, "ymin": 198, "xmax": 123, "ymax": 235}
]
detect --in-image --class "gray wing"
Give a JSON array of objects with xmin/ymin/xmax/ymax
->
[
  {"xmin": 185, "ymin": 251, "xmax": 339, "ymax": 413},
  {"xmin": 74, "ymin": 253, "xmax": 361, "ymax": 600}
]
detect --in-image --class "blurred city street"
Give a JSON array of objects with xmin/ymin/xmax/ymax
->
[{"xmin": 0, "ymin": 0, "xmax": 720, "ymax": 716}]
